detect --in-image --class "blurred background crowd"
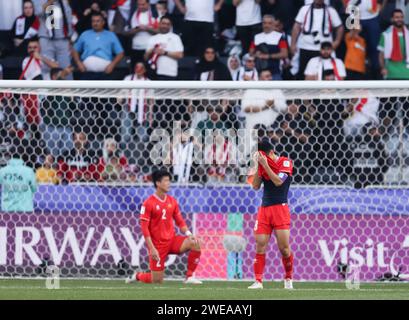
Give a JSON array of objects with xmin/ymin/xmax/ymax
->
[
  {"xmin": 1, "ymin": 0, "xmax": 409, "ymax": 81},
  {"xmin": 0, "ymin": 0, "xmax": 408, "ymax": 188}
]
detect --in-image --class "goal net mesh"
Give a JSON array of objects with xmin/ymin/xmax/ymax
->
[{"xmin": 0, "ymin": 83, "xmax": 408, "ymax": 282}]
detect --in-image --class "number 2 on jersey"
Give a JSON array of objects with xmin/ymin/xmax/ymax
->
[{"xmin": 162, "ymin": 209, "xmax": 167, "ymax": 220}]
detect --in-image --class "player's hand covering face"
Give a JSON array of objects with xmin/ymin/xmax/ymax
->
[{"xmin": 257, "ymin": 152, "xmax": 269, "ymax": 168}]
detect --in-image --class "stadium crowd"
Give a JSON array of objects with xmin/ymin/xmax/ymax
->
[
  {"xmin": 0, "ymin": 0, "xmax": 408, "ymax": 188},
  {"xmin": 1, "ymin": 0, "xmax": 409, "ymax": 80},
  {"xmin": 0, "ymin": 85, "xmax": 405, "ymax": 188}
]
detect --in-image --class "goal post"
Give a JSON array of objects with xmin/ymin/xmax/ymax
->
[{"xmin": 0, "ymin": 80, "xmax": 408, "ymax": 281}]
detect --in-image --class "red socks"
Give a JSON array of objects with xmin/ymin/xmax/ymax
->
[
  {"xmin": 254, "ymin": 253, "xmax": 294, "ymax": 282},
  {"xmin": 136, "ymin": 272, "xmax": 152, "ymax": 283},
  {"xmin": 186, "ymin": 250, "xmax": 201, "ymax": 278},
  {"xmin": 137, "ymin": 250, "xmax": 201, "ymax": 283},
  {"xmin": 282, "ymin": 253, "xmax": 294, "ymax": 279},
  {"xmin": 254, "ymin": 253, "xmax": 266, "ymax": 283}
]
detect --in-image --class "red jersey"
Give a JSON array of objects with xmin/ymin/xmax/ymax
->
[
  {"xmin": 140, "ymin": 194, "xmax": 187, "ymax": 245},
  {"xmin": 275, "ymin": 156, "xmax": 293, "ymax": 175},
  {"xmin": 259, "ymin": 156, "xmax": 293, "ymax": 207}
]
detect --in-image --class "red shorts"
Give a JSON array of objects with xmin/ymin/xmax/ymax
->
[
  {"xmin": 254, "ymin": 203, "xmax": 291, "ymax": 235},
  {"xmin": 149, "ymin": 235, "xmax": 187, "ymax": 272}
]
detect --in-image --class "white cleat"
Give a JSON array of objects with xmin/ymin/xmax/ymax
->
[
  {"xmin": 248, "ymin": 281, "xmax": 263, "ymax": 289},
  {"xmin": 284, "ymin": 279, "xmax": 294, "ymax": 290},
  {"xmin": 184, "ymin": 277, "xmax": 203, "ymax": 285},
  {"xmin": 125, "ymin": 272, "xmax": 138, "ymax": 284}
]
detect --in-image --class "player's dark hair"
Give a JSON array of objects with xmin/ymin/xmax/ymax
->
[
  {"xmin": 258, "ymin": 139, "xmax": 275, "ymax": 154},
  {"xmin": 152, "ymin": 169, "xmax": 171, "ymax": 188}
]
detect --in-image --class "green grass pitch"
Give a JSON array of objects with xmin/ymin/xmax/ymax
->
[{"xmin": 0, "ymin": 279, "xmax": 408, "ymax": 300}]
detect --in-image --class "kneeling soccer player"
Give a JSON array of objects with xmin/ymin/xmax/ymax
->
[
  {"xmin": 248, "ymin": 139, "xmax": 294, "ymax": 290},
  {"xmin": 126, "ymin": 170, "xmax": 202, "ymax": 284}
]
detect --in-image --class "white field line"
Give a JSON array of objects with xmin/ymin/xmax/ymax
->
[
  {"xmin": 0, "ymin": 277, "xmax": 408, "ymax": 285},
  {"xmin": 0, "ymin": 286, "xmax": 408, "ymax": 292}
]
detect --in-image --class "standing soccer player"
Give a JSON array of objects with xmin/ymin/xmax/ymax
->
[
  {"xmin": 126, "ymin": 170, "xmax": 202, "ymax": 284},
  {"xmin": 248, "ymin": 139, "xmax": 294, "ymax": 290}
]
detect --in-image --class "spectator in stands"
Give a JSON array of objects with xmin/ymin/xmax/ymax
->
[
  {"xmin": 240, "ymin": 69, "xmax": 287, "ymax": 151},
  {"xmin": 145, "ymin": 15, "xmax": 184, "ymax": 80},
  {"xmin": 217, "ymin": 0, "xmax": 236, "ymax": 36},
  {"xmin": 260, "ymin": 0, "xmax": 296, "ymax": 33},
  {"xmin": 36, "ymin": 153, "xmax": 59, "ymax": 184},
  {"xmin": 344, "ymin": 27, "xmax": 367, "ymax": 80},
  {"xmin": 12, "ymin": 0, "xmax": 40, "ymax": 56},
  {"xmin": 174, "ymin": 0, "xmax": 224, "ymax": 56},
  {"xmin": 233, "ymin": 0, "xmax": 262, "ymax": 54},
  {"xmin": 378, "ymin": 9, "xmax": 409, "ymax": 80},
  {"xmin": 238, "ymin": 54, "xmax": 259, "ymax": 80},
  {"xmin": 155, "ymin": 0, "xmax": 169, "ymax": 19},
  {"xmin": 123, "ymin": 164, "xmax": 140, "ymax": 182},
  {"xmin": 310, "ymin": 96, "xmax": 348, "ymax": 184},
  {"xmin": 40, "ymin": 68, "xmax": 75, "ymax": 157},
  {"xmin": 128, "ymin": 0, "xmax": 159, "ymax": 69},
  {"xmin": 72, "ymin": 12, "xmax": 125, "ymax": 80},
  {"xmin": 57, "ymin": 131, "xmax": 99, "ymax": 184},
  {"xmin": 349, "ymin": 123, "xmax": 389, "ymax": 188},
  {"xmin": 106, "ymin": 0, "xmax": 131, "ymax": 34},
  {"xmin": 353, "ymin": 0, "xmax": 381, "ymax": 79},
  {"xmin": 33, "ymin": 0, "xmax": 73, "ymax": 79},
  {"xmin": 172, "ymin": 130, "xmax": 195, "ymax": 184},
  {"xmin": 124, "ymin": 61, "xmax": 150, "ymax": 81},
  {"xmin": 121, "ymin": 62, "xmax": 151, "ymax": 149},
  {"xmin": 21, "ymin": 38, "xmax": 58, "ymax": 80},
  {"xmin": 291, "ymin": 0, "xmax": 344, "ymax": 79},
  {"xmin": 98, "ymin": 137, "xmax": 128, "ymax": 182},
  {"xmin": 190, "ymin": 100, "xmax": 210, "ymax": 129},
  {"xmin": 206, "ymin": 132, "xmax": 237, "ymax": 184},
  {"xmin": 195, "ymin": 102, "xmax": 237, "ymax": 183},
  {"xmin": 273, "ymin": 16, "xmax": 293, "ymax": 80},
  {"xmin": 343, "ymin": 97, "xmax": 380, "ymax": 137},
  {"xmin": 220, "ymin": 98, "xmax": 241, "ymax": 130},
  {"xmin": 227, "ymin": 54, "xmax": 241, "ymax": 80},
  {"xmin": 197, "ymin": 103, "xmax": 234, "ymax": 131},
  {"xmin": 251, "ymin": 15, "xmax": 288, "ymax": 80},
  {"xmin": 277, "ymin": 102, "xmax": 312, "ymax": 147},
  {"xmin": 304, "ymin": 41, "xmax": 346, "ymax": 80},
  {"xmin": 270, "ymin": 102, "xmax": 314, "ymax": 183},
  {"xmin": 72, "ymin": 0, "xmax": 110, "ymax": 35},
  {"xmin": 49, "ymin": 65, "xmax": 74, "ymax": 80},
  {"xmin": 194, "ymin": 46, "xmax": 232, "ymax": 81},
  {"xmin": 0, "ymin": 94, "xmax": 26, "ymax": 145}
]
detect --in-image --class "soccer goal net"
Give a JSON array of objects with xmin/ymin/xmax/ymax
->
[{"xmin": 0, "ymin": 80, "xmax": 408, "ymax": 282}]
